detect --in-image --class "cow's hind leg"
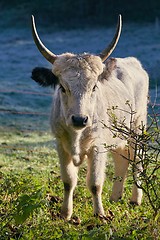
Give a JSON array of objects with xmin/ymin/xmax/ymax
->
[
  {"xmin": 130, "ymin": 117, "xmax": 145, "ymax": 205},
  {"xmin": 130, "ymin": 149, "xmax": 143, "ymax": 205},
  {"xmin": 110, "ymin": 147, "xmax": 129, "ymax": 202},
  {"xmin": 57, "ymin": 144, "xmax": 78, "ymax": 220},
  {"xmin": 87, "ymin": 146, "xmax": 106, "ymax": 217}
]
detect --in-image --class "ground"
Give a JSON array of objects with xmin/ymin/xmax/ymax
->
[{"xmin": 0, "ymin": 129, "xmax": 159, "ymax": 239}]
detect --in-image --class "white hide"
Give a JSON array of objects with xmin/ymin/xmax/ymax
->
[{"xmin": 49, "ymin": 54, "xmax": 149, "ymax": 219}]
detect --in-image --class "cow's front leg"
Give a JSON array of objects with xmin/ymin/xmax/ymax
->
[
  {"xmin": 87, "ymin": 146, "xmax": 106, "ymax": 217},
  {"xmin": 57, "ymin": 144, "xmax": 78, "ymax": 220}
]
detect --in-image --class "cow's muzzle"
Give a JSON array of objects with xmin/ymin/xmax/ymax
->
[{"xmin": 71, "ymin": 115, "xmax": 88, "ymax": 128}]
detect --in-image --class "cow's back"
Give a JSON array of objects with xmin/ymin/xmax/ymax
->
[{"xmin": 102, "ymin": 57, "xmax": 149, "ymax": 127}]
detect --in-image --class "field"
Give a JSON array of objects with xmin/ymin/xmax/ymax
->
[
  {"xmin": 0, "ymin": 19, "xmax": 160, "ymax": 239},
  {"xmin": 0, "ymin": 128, "xmax": 159, "ymax": 239}
]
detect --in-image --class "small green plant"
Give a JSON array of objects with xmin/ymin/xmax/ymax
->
[{"xmin": 13, "ymin": 190, "xmax": 43, "ymax": 225}]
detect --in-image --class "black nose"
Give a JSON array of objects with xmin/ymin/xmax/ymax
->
[{"xmin": 72, "ymin": 116, "xmax": 88, "ymax": 128}]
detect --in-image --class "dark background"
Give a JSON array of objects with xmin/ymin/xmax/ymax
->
[{"xmin": 0, "ymin": 0, "xmax": 160, "ymax": 28}]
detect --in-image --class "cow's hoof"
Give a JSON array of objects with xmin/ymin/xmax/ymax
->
[
  {"xmin": 110, "ymin": 195, "xmax": 122, "ymax": 202},
  {"xmin": 68, "ymin": 216, "xmax": 81, "ymax": 225},
  {"xmin": 60, "ymin": 211, "xmax": 72, "ymax": 220},
  {"xmin": 94, "ymin": 210, "xmax": 114, "ymax": 222},
  {"xmin": 94, "ymin": 213, "xmax": 107, "ymax": 222},
  {"xmin": 129, "ymin": 200, "xmax": 140, "ymax": 206}
]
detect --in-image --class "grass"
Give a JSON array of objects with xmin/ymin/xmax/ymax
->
[{"xmin": 0, "ymin": 128, "xmax": 159, "ymax": 239}]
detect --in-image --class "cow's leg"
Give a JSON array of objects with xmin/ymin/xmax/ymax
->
[
  {"xmin": 87, "ymin": 146, "xmax": 106, "ymax": 216},
  {"xmin": 57, "ymin": 143, "xmax": 78, "ymax": 220},
  {"xmin": 130, "ymin": 117, "xmax": 145, "ymax": 205},
  {"xmin": 110, "ymin": 147, "xmax": 129, "ymax": 202},
  {"xmin": 130, "ymin": 149, "xmax": 143, "ymax": 205}
]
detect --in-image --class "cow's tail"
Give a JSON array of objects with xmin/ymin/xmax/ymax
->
[{"xmin": 72, "ymin": 155, "xmax": 84, "ymax": 167}]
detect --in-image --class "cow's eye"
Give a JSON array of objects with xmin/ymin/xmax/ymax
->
[
  {"xmin": 92, "ymin": 85, "xmax": 97, "ymax": 92},
  {"xmin": 60, "ymin": 84, "xmax": 66, "ymax": 93}
]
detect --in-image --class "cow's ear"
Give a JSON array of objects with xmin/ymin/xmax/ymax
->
[
  {"xmin": 31, "ymin": 67, "xmax": 58, "ymax": 87},
  {"xmin": 100, "ymin": 58, "xmax": 117, "ymax": 80},
  {"xmin": 105, "ymin": 58, "xmax": 116, "ymax": 72}
]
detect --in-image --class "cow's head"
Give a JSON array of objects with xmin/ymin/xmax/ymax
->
[{"xmin": 31, "ymin": 15, "xmax": 121, "ymax": 130}]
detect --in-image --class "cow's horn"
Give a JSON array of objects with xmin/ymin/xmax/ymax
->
[
  {"xmin": 31, "ymin": 15, "xmax": 57, "ymax": 64},
  {"xmin": 99, "ymin": 15, "xmax": 122, "ymax": 62}
]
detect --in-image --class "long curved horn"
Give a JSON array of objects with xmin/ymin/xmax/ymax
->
[
  {"xmin": 99, "ymin": 15, "xmax": 122, "ymax": 62},
  {"xmin": 31, "ymin": 15, "xmax": 57, "ymax": 64}
]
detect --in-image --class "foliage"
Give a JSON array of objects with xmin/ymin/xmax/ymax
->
[
  {"xmin": 105, "ymin": 103, "xmax": 160, "ymax": 218},
  {"xmin": 0, "ymin": 129, "xmax": 159, "ymax": 239}
]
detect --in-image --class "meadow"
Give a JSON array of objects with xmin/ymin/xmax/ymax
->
[{"xmin": 0, "ymin": 127, "xmax": 159, "ymax": 239}]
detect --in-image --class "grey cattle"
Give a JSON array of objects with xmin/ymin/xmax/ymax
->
[{"xmin": 31, "ymin": 15, "xmax": 149, "ymax": 219}]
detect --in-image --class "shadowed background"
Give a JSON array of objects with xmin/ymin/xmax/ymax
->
[{"xmin": 0, "ymin": 0, "xmax": 160, "ymax": 28}]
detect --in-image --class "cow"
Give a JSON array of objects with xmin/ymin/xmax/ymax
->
[{"xmin": 31, "ymin": 15, "xmax": 149, "ymax": 220}]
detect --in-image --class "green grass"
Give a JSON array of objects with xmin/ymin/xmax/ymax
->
[{"xmin": 0, "ymin": 128, "xmax": 159, "ymax": 240}]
